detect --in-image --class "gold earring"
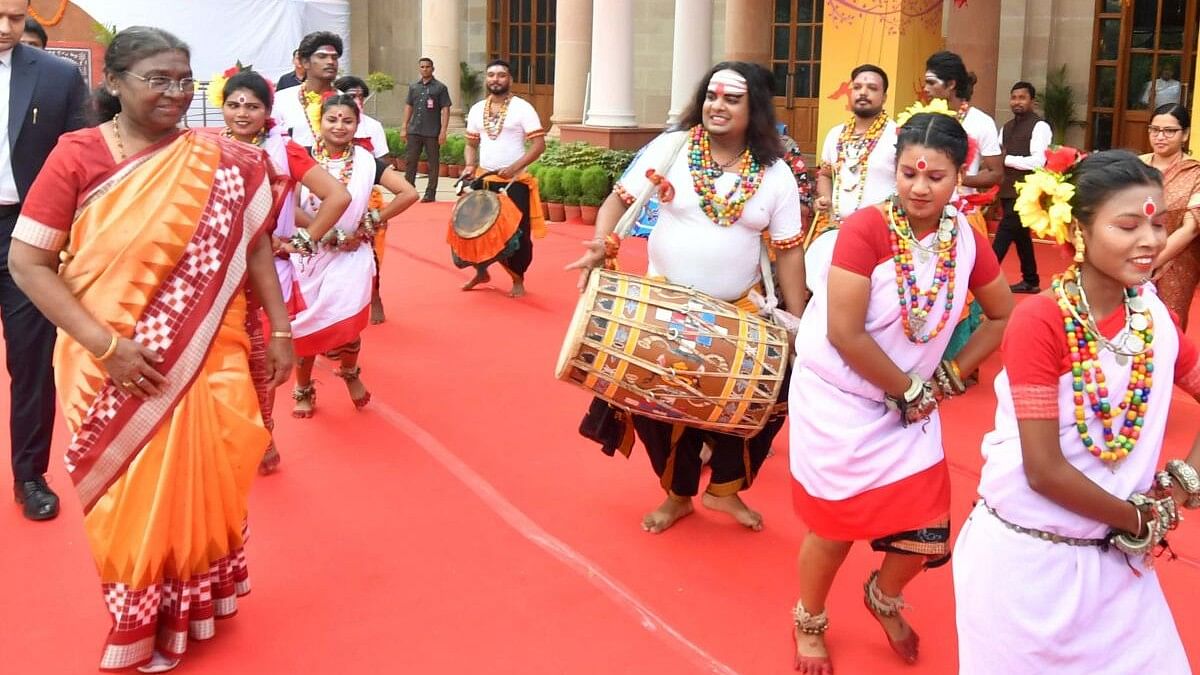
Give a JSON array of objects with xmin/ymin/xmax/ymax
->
[{"xmin": 1073, "ymin": 225, "xmax": 1085, "ymax": 264}]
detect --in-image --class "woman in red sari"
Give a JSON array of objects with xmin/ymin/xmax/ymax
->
[
  {"xmin": 9, "ymin": 27, "xmax": 291, "ymax": 673},
  {"xmin": 1142, "ymin": 103, "xmax": 1200, "ymax": 329}
]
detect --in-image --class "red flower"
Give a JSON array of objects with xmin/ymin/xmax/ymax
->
[
  {"xmin": 1044, "ymin": 146, "xmax": 1085, "ymax": 175},
  {"xmin": 320, "ymin": 90, "xmax": 334, "ymax": 102},
  {"xmin": 223, "ymin": 66, "xmax": 240, "ymax": 78}
]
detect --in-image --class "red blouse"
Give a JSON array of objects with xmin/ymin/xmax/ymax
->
[
  {"xmin": 830, "ymin": 206, "xmax": 1002, "ymax": 291},
  {"xmin": 1005, "ymin": 292, "xmax": 1200, "ymax": 419}
]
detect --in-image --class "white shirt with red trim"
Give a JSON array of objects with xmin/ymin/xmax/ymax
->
[{"xmin": 466, "ymin": 96, "xmax": 543, "ymax": 172}]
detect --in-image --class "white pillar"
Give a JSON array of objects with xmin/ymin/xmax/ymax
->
[
  {"xmin": 550, "ymin": 0, "xmax": 593, "ymax": 133},
  {"xmin": 421, "ymin": 0, "xmax": 463, "ymax": 121},
  {"xmin": 667, "ymin": 0, "xmax": 714, "ymax": 125},
  {"xmin": 584, "ymin": 0, "xmax": 636, "ymax": 127}
]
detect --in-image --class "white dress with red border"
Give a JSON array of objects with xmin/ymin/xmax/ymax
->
[
  {"xmin": 953, "ymin": 287, "xmax": 1198, "ymax": 674},
  {"xmin": 788, "ymin": 205, "xmax": 1001, "ymax": 540}
]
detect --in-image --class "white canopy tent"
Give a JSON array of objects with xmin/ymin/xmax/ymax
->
[{"xmin": 74, "ymin": 0, "xmax": 351, "ymax": 125}]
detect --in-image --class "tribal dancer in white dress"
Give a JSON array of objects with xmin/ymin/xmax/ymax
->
[
  {"xmin": 788, "ymin": 108, "xmax": 1013, "ymax": 674},
  {"xmin": 954, "ymin": 149, "xmax": 1200, "ymax": 674}
]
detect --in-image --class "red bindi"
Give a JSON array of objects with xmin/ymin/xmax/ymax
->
[
  {"xmin": 1143, "ymin": 196, "xmax": 1156, "ymax": 217},
  {"xmin": 916, "ymin": 156, "xmax": 928, "ymax": 171}
]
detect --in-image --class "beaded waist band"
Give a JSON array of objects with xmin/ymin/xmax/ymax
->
[{"xmin": 981, "ymin": 502, "xmax": 1108, "ymax": 548}]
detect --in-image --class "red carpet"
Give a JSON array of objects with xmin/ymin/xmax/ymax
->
[{"xmin": 2, "ymin": 205, "xmax": 1199, "ymax": 673}]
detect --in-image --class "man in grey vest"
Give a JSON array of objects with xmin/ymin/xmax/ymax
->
[
  {"xmin": 402, "ymin": 57, "xmax": 452, "ymax": 202},
  {"xmin": 994, "ymin": 81, "xmax": 1052, "ymax": 294}
]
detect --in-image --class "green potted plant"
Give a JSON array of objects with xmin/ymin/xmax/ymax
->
[
  {"xmin": 579, "ymin": 166, "xmax": 610, "ymax": 226},
  {"xmin": 1037, "ymin": 64, "xmax": 1076, "ymax": 145},
  {"xmin": 365, "ymin": 71, "xmax": 397, "ymax": 117},
  {"xmin": 560, "ymin": 167, "xmax": 583, "ymax": 222},
  {"xmin": 540, "ymin": 167, "xmax": 565, "ymax": 222},
  {"xmin": 385, "ymin": 128, "xmax": 407, "ymax": 171},
  {"xmin": 460, "ymin": 62, "xmax": 483, "ymax": 110},
  {"xmin": 441, "ymin": 135, "xmax": 465, "ymax": 177}
]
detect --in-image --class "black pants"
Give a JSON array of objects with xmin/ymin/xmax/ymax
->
[
  {"xmin": 992, "ymin": 198, "xmax": 1039, "ymax": 286},
  {"xmin": 404, "ymin": 134, "xmax": 441, "ymax": 199},
  {"xmin": 0, "ymin": 211, "xmax": 57, "ymax": 482},
  {"xmin": 475, "ymin": 179, "xmax": 533, "ymax": 276},
  {"xmin": 633, "ymin": 368, "xmax": 791, "ymax": 497}
]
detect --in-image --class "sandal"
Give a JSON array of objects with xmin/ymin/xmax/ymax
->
[
  {"xmin": 863, "ymin": 570, "xmax": 919, "ymax": 664},
  {"xmin": 258, "ymin": 443, "xmax": 281, "ymax": 475},
  {"xmin": 336, "ymin": 367, "xmax": 371, "ymax": 409},
  {"xmin": 292, "ymin": 383, "xmax": 316, "ymax": 419},
  {"xmin": 791, "ymin": 599, "xmax": 832, "ymax": 674}
]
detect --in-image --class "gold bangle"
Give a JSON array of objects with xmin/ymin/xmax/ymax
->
[
  {"xmin": 95, "ymin": 334, "xmax": 119, "ymax": 361},
  {"xmin": 270, "ymin": 331, "xmax": 293, "ymax": 339}
]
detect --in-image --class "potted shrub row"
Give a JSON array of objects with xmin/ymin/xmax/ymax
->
[{"xmin": 531, "ymin": 165, "xmax": 611, "ymax": 225}]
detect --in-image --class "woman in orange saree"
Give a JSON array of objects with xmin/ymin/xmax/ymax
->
[
  {"xmin": 1142, "ymin": 103, "xmax": 1200, "ymax": 330},
  {"xmin": 9, "ymin": 28, "xmax": 292, "ymax": 673}
]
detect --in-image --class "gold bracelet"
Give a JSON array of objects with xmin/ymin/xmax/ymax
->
[
  {"xmin": 95, "ymin": 334, "xmax": 119, "ymax": 361},
  {"xmin": 270, "ymin": 331, "xmax": 293, "ymax": 339}
]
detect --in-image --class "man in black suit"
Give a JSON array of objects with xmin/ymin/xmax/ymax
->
[{"xmin": 0, "ymin": 1, "xmax": 88, "ymax": 520}]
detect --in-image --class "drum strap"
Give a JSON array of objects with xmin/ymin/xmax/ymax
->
[{"xmin": 612, "ymin": 130, "xmax": 780, "ymax": 314}]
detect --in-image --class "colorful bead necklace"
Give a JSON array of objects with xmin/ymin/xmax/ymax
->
[
  {"xmin": 832, "ymin": 111, "xmax": 888, "ymax": 217},
  {"xmin": 482, "ymin": 96, "xmax": 511, "ymax": 140},
  {"xmin": 299, "ymin": 84, "xmax": 325, "ymax": 141},
  {"xmin": 1053, "ymin": 265, "xmax": 1154, "ymax": 465},
  {"xmin": 686, "ymin": 124, "xmax": 764, "ymax": 227},
  {"xmin": 307, "ymin": 144, "xmax": 355, "ymax": 213},
  {"xmin": 886, "ymin": 196, "xmax": 958, "ymax": 343}
]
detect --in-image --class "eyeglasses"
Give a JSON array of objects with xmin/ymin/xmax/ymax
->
[
  {"xmin": 1147, "ymin": 126, "xmax": 1183, "ymax": 138},
  {"xmin": 123, "ymin": 72, "xmax": 196, "ymax": 94}
]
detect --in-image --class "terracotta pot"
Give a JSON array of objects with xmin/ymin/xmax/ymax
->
[
  {"xmin": 448, "ymin": 164, "xmax": 462, "ymax": 177},
  {"xmin": 391, "ymin": 158, "xmax": 406, "ymax": 171},
  {"xmin": 546, "ymin": 202, "xmax": 566, "ymax": 223},
  {"xmin": 418, "ymin": 161, "xmax": 429, "ymax": 175},
  {"xmin": 439, "ymin": 163, "xmax": 450, "ymax": 177},
  {"xmin": 541, "ymin": 201, "xmax": 550, "ymax": 221},
  {"xmin": 580, "ymin": 205, "xmax": 599, "ymax": 226},
  {"xmin": 564, "ymin": 204, "xmax": 581, "ymax": 221}
]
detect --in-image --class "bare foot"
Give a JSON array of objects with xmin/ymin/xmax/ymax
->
[
  {"xmin": 505, "ymin": 268, "xmax": 525, "ymax": 298},
  {"xmin": 292, "ymin": 384, "xmax": 315, "ymax": 419},
  {"xmin": 370, "ymin": 295, "xmax": 386, "ymax": 324},
  {"xmin": 701, "ymin": 492, "xmax": 763, "ymax": 531},
  {"xmin": 462, "ymin": 269, "xmax": 491, "ymax": 291},
  {"xmin": 258, "ymin": 444, "xmax": 281, "ymax": 475},
  {"xmin": 640, "ymin": 495, "xmax": 694, "ymax": 533},
  {"xmin": 793, "ymin": 629, "xmax": 832, "ymax": 674}
]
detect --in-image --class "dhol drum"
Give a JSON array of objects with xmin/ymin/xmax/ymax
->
[
  {"xmin": 446, "ymin": 174, "xmax": 522, "ymax": 267},
  {"xmin": 556, "ymin": 269, "xmax": 790, "ymax": 437}
]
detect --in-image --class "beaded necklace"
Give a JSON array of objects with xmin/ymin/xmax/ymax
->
[
  {"xmin": 686, "ymin": 125, "xmax": 764, "ymax": 227},
  {"xmin": 1052, "ymin": 265, "xmax": 1154, "ymax": 465},
  {"xmin": 482, "ymin": 96, "xmax": 511, "ymax": 140},
  {"xmin": 832, "ymin": 111, "xmax": 888, "ymax": 217},
  {"xmin": 299, "ymin": 84, "xmax": 325, "ymax": 141},
  {"xmin": 886, "ymin": 196, "xmax": 958, "ymax": 343},
  {"xmin": 307, "ymin": 144, "xmax": 355, "ymax": 213},
  {"xmin": 221, "ymin": 127, "xmax": 267, "ymax": 146},
  {"xmin": 954, "ymin": 100, "xmax": 970, "ymax": 122}
]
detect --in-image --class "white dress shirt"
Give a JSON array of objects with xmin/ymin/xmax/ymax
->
[
  {"xmin": 0, "ymin": 48, "xmax": 18, "ymax": 205},
  {"xmin": 1000, "ymin": 120, "xmax": 1053, "ymax": 172}
]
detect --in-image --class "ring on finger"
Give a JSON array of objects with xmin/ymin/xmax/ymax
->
[
  {"xmin": 136, "ymin": 376, "xmax": 147, "ymax": 384},
  {"xmin": 121, "ymin": 381, "xmax": 133, "ymax": 387}
]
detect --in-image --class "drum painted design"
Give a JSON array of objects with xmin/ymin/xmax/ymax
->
[{"xmin": 556, "ymin": 270, "xmax": 789, "ymax": 436}]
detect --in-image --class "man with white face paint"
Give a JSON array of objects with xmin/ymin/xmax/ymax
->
[
  {"xmin": 273, "ymin": 32, "xmax": 345, "ymax": 148},
  {"xmin": 568, "ymin": 62, "xmax": 807, "ymax": 535}
]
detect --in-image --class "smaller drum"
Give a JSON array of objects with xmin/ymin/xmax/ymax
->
[
  {"xmin": 555, "ymin": 270, "xmax": 790, "ymax": 437},
  {"xmin": 447, "ymin": 178, "xmax": 522, "ymax": 266}
]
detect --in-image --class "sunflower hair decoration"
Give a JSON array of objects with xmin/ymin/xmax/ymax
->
[
  {"xmin": 895, "ymin": 98, "xmax": 958, "ymax": 127},
  {"xmin": 1013, "ymin": 146, "xmax": 1086, "ymax": 243},
  {"xmin": 207, "ymin": 61, "xmax": 252, "ymax": 109}
]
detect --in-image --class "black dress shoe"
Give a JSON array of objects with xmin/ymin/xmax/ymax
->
[
  {"xmin": 420, "ymin": 195, "xmax": 436, "ymax": 203},
  {"xmin": 13, "ymin": 477, "xmax": 59, "ymax": 521},
  {"xmin": 1009, "ymin": 281, "xmax": 1041, "ymax": 294}
]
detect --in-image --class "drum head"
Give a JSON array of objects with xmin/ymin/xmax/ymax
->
[{"xmin": 451, "ymin": 190, "xmax": 501, "ymax": 239}]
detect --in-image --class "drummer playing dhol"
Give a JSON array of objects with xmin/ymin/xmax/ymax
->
[
  {"xmin": 566, "ymin": 62, "xmax": 808, "ymax": 534},
  {"xmin": 460, "ymin": 59, "xmax": 547, "ymax": 297}
]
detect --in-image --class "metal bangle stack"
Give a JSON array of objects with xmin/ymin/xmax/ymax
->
[{"xmin": 1166, "ymin": 459, "xmax": 1200, "ymax": 509}]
